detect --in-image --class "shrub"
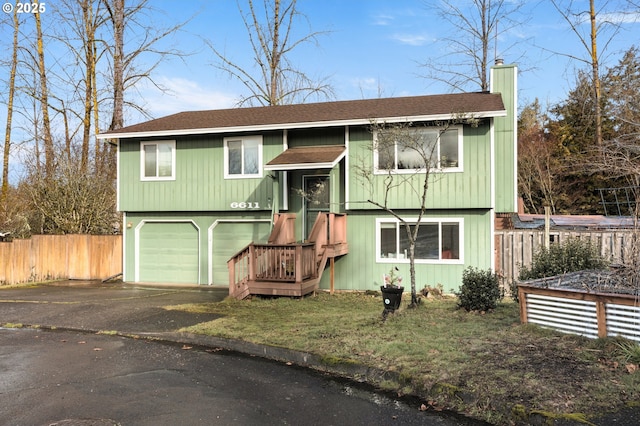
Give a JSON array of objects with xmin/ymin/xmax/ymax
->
[
  {"xmin": 615, "ymin": 338, "xmax": 640, "ymax": 365},
  {"xmin": 518, "ymin": 238, "xmax": 608, "ymax": 281},
  {"xmin": 457, "ymin": 267, "xmax": 502, "ymax": 311}
]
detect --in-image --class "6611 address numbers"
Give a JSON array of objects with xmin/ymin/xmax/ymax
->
[{"xmin": 230, "ymin": 202, "xmax": 260, "ymax": 209}]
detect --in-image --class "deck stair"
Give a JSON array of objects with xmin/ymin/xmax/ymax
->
[{"xmin": 227, "ymin": 212, "xmax": 348, "ymax": 300}]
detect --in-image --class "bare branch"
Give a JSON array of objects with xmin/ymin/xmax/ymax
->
[
  {"xmin": 208, "ymin": 0, "xmax": 334, "ymax": 106},
  {"xmin": 420, "ymin": 0, "xmax": 529, "ymax": 92}
]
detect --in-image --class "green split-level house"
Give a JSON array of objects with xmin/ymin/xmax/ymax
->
[{"xmin": 97, "ymin": 64, "xmax": 517, "ymax": 299}]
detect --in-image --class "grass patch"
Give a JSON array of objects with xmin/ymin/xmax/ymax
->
[
  {"xmin": 168, "ymin": 292, "xmax": 640, "ymax": 424},
  {"xmin": 96, "ymin": 330, "xmax": 119, "ymax": 336},
  {"xmin": 1, "ymin": 322, "xmax": 24, "ymax": 328}
]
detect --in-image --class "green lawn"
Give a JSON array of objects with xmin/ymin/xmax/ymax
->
[{"xmin": 167, "ymin": 292, "xmax": 640, "ymax": 425}]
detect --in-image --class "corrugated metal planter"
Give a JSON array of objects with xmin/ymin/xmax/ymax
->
[{"xmin": 518, "ymin": 271, "xmax": 640, "ymax": 343}]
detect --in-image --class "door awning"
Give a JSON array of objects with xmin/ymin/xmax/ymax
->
[{"xmin": 264, "ymin": 145, "xmax": 346, "ymax": 171}]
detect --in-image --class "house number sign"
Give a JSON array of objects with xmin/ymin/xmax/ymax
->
[{"xmin": 230, "ymin": 202, "xmax": 260, "ymax": 209}]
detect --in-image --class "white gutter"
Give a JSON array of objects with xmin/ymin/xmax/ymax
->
[{"xmin": 96, "ymin": 110, "xmax": 507, "ymax": 140}]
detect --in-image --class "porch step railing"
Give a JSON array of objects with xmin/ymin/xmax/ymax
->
[{"xmin": 227, "ymin": 212, "xmax": 347, "ymax": 299}]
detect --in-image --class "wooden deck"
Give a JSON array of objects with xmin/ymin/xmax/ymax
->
[{"xmin": 227, "ymin": 213, "xmax": 348, "ymax": 299}]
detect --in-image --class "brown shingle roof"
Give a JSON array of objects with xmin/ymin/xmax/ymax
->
[
  {"xmin": 265, "ymin": 145, "xmax": 346, "ymax": 171},
  {"xmin": 98, "ymin": 92, "xmax": 505, "ymax": 139}
]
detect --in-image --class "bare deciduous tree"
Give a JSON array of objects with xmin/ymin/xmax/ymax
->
[
  {"xmin": 54, "ymin": 0, "xmax": 107, "ymax": 171},
  {"xmin": 517, "ymin": 99, "xmax": 564, "ymax": 214},
  {"xmin": 105, "ymin": 0, "xmax": 124, "ymax": 133},
  {"xmin": 34, "ymin": 0, "xmax": 54, "ymax": 176},
  {"xmin": 101, "ymin": 0, "xmax": 191, "ymax": 174},
  {"xmin": 208, "ymin": 0, "xmax": 333, "ymax": 106},
  {"xmin": 585, "ymin": 135, "xmax": 640, "ymax": 289},
  {"xmin": 25, "ymin": 151, "xmax": 118, "ymax": 235},
  {"xmin": 356, "ymin": 118, "xmax": 478, "ymax": 306},
  {"xmin": 2, "ymin": 1, "xmax": 20, "ymax": 203},
  {"xmin": 421, "ymin": 0, "xmax": 527, "ymax": 92},
  {"xmin": 549, "ymin": 0, "xmax": 631, "ymax": 145}
]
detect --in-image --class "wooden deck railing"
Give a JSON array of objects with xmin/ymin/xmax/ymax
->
[
  {"xmin": 228, "ymin": 243, "xmax": 317, "ymax": 285},
  {"xmin": 227, "ymin": 212, "xmax": 348, "ymax": 299},
  {"xmin": 254, "ymin": 243, "xmax": 317, "ymax": 282}
]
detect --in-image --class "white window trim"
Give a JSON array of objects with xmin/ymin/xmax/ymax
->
[
  {"xmin": 224, "ymin": 135, "xmax": 263, "ymax": 179},
  {"xmin": 140, "ymin": 140, "xmax": 176, "ymax": 181},
  {"xmin": 373, "ymin": 125, "xmax": 463, "ymax": 174},
  {"xmin": 375, "ymin": 217, "xmax": 464, "ymax": 264}
]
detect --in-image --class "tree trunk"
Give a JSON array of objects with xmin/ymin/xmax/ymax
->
[
  {"xmin": 480, "ymin": 0, "xmax": 489, "ymax": 91},
  {"xmin": 403, "ymin": 221, "xmax": 420, "ymax": 307},
  {"xmin": 408, "ymin": 240, "xmax": 419, "ymax": 306},
  {"xmin": 269, "ymin": 0, "xmax": 281, "ymax": 105},
  {"xmin": 104, "ymin": 0, "xmax": 125, "ymax": 179},
  {"xmin": 590, "ymin": 0, "xmax": 602, "ymax": 145},
  {"xmin": 1, "ymin": 3, "xmax": 19, "ymax": 202},
  {"xmin": 92, "ymin": 38, "xmax": 100, "ymax": 172},
  {"xmin": 34, "ymin": 0, "xmax": 54, "ymax": 176},
  {"xmin": 81, "ymin": 0, "xmax": 95, "ymax": 172},
  {"xmin": 110, "ymin": 0, "xmax": 124, "ymax": 132}
]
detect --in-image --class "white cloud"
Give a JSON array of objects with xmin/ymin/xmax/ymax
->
[
  {"xmin": 600, "ymin": 11, "xmax": 640, "ymax": 24},
  {"xmin": 391, "ymin": 33, "xmax": 432, "ymax": 46},
  {"xmin": 135, "ymin": 76, "xmax": 239, "ymax": 117},
  {"xmin": 371, "ymin": 13, "xmax": 395, "ymax": 26}
]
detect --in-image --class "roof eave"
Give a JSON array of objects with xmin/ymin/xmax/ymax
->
[
  {"xmin": 264, "ymin": 161, "xmax": 336, "ymax": 171},
  {"xmin": 96, "ymin": 110, "xmax": 506, "ymax": 140}
]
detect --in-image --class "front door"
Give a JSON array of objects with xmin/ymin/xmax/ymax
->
[{"xmin": 303, "ymin": 175, "xmax": 330, "ymax": 239}]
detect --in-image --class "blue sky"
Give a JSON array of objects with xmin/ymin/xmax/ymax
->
[
  {"xmin": 135, "ymin": 0, "xmax": 640, "ymax": 119},
  {"xmin": 0, "ymin": 1, "xmax": 639, "ymax": 182}
]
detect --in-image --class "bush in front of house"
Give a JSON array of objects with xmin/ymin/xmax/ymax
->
[
  {"xmin": 457, "ymin": 267, "xmax": 502, "ymax": 311},
  {"xmin": 518, "ymin": 238, "xmax": 608, "ymax": 281}
]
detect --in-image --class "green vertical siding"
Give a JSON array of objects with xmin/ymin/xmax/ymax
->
[
  {"xmin": 492, "ymin": 65, "xmax": 517, "ymax": 213},
  {"xmin": 318, "ymin": 210, "xmax": 492, "ymax": 293},
  {"xmin": 347, "ymin": 124, "xmax": 492, "ymax": 209},
  {"xmin": 119, "ymin": 132, "xmax": 283, "ymax": 211}
]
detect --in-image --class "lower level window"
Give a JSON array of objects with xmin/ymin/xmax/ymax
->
[{"xmin": 377, "ymin": 218, "xmax": 462, "ymax": 262}]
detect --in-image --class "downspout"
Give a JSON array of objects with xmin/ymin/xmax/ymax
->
[{"xmin": 489, "ymin": 67, "xmax": 497, "ymax": 273}]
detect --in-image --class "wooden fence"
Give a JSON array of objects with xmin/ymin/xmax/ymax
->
[
  {"xmin": 495, "ymin": 229, "xmax": 635, "ymax": 284},
  {"xmin": 0, "ymin": 234, "xmax": 122, "ymax": 285}
]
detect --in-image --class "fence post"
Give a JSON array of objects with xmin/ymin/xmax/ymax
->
[
  {"xmin": 248, "ymin": 244, "xmax": 256, "ymax": 281},
  {"xmin": 295, "ymin": 245, "xmax": 303, "ymax": 283},
  {"xmin": 518, "ymin": 286, "xmax": 528, "ymax": 324},
  {"xmin": 596, "ymin": 300, "xmax": 607, "ymax": 338}
]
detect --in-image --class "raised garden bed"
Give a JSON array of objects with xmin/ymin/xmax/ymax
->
[{"xmin": 518, "ymin": 270, "xmax": 640, "ymax": 342}]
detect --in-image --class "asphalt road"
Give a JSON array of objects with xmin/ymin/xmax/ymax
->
[{"xmin": 0, "ymin": 281, "xmax": 484, "ymax": 426}]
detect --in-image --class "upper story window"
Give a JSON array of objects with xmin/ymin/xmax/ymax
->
[
  {"xmin": 224, "ymin": 135, "xmax": 263, "ymax": 179},
  {"xmin": 374, "ymin": 127, "xmax": 461, "ymax": 173},
  {"xmin": 141, "ymin": 140, "xmax": 175, "ymax": 181},
  {"xmin": 376, "ymin": 218, "xmax": 463, "ymax": 264}
]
